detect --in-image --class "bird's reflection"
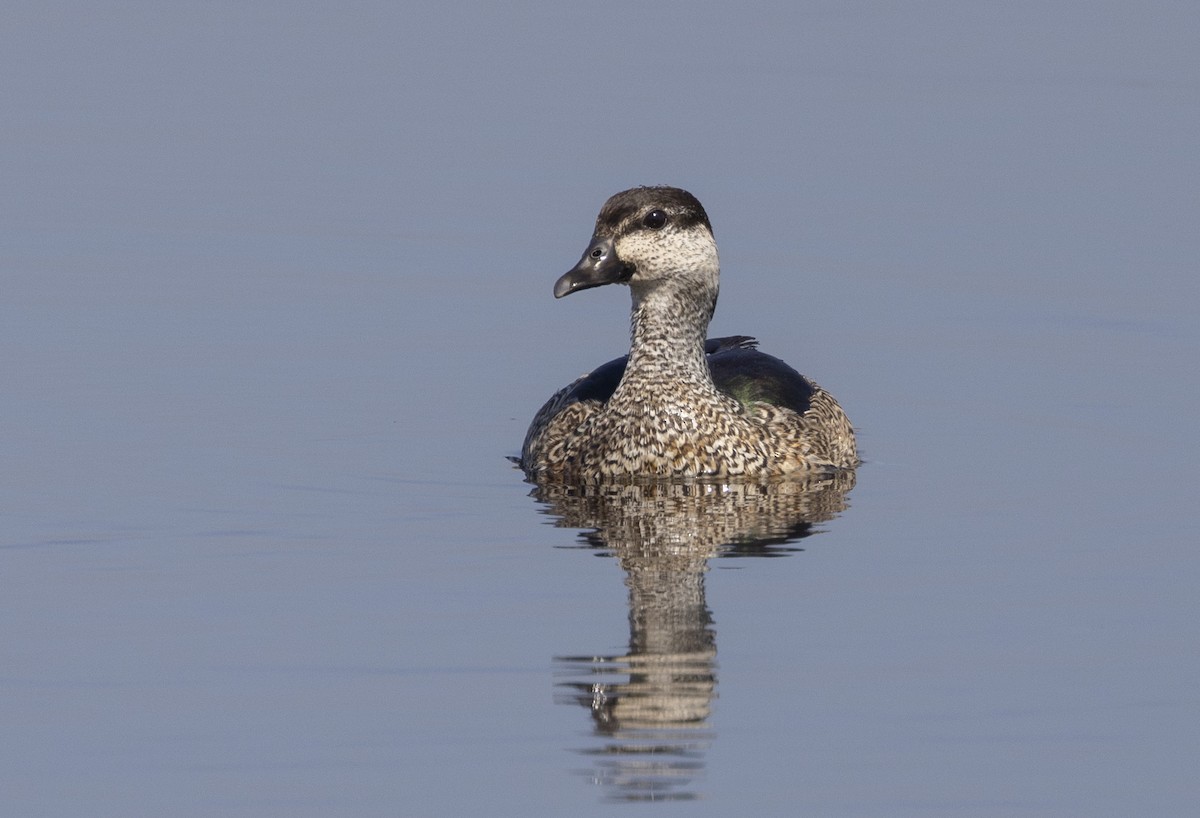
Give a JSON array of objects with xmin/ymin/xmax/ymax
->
[{"xmin": 530, "ymin": 471, "xmax": 856, "ymax": 803}]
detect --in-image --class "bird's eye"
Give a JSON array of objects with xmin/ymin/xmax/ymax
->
[{"xmin": 642, "ymin": 210, "xmax": 668, "ymax": 229}]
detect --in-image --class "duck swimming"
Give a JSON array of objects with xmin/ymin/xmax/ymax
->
[{"xmin": 520, "ymin": 186, "xmax": 857, "ymax": 481}]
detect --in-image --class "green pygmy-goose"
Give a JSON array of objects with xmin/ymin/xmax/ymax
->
[{"xmin": 521, "ymin": 186, "xmax": 857, "ymax": 480}]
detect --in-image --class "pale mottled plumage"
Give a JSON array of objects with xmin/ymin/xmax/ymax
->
[{"xmin": 521, "ymin": 186, "xmax": 857, "ymax": 481}]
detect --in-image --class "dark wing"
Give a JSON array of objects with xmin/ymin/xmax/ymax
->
[
  {"xmin": 559, "ymin": 335, "xmax": 813, "ymax": 415},
  {"xmin": 559, "ymin": 354, "xmax": 627, "ymax": 405},
  {"xmin": 709, "ymin": 345, "xmax": 815, "ymax": 415},
  {"xmin": 705, "ymin": 335, "xmax": 759, "ymax": 354}
]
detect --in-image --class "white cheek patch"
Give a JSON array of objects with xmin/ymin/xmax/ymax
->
[{"xmin": 616, "ymin": 227, "xmax": 719, "ymax": 282}]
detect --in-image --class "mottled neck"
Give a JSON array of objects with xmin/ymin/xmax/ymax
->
[{"xmin": 622, "ymin": 281, "xmax": 717, "ymax": 385}]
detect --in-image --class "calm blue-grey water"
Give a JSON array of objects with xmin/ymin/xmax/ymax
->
[{"xmin": 3, "ymin": 2, "xmax": 1198, "ymax": 815}]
